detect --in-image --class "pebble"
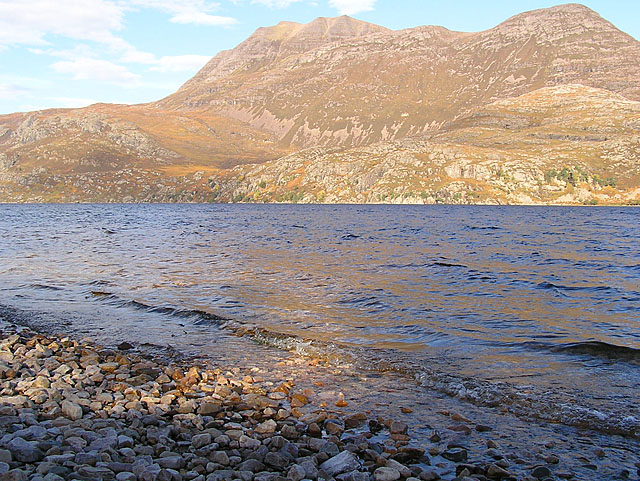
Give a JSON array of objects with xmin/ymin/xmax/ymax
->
[
  {"xmin": 60, "ymin": 400, "xmax": 83, "ymax": 420},
  {"xmin": 389, "ymin": 421, "xmax": 408, "ymax": 435},
  {"xmin": 320, "ymin": 451, "xmax": 360, "ymax": 476},
  {"xmin": 374, "ymin": 466, "xmax": 401, "ymax": 481},
  {"xmin": 7, "ymin": 438, "xmax": 43, "ymax": 463},
  {"xmin": 441, "ymin": 448, "xmax": 467, "ymax": 463},
  {"xmin": 0, "ymin": 326, "xmax": 595, "ymax": 481},
  {"xmin": 192, "ymin": 433, "xmax": 212, "ymax": 449},
  {"xmin": 531, "ymin": 466, "xmax": 552, "ymax": 479}
]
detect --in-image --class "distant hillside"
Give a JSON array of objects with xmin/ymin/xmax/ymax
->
[
  {"xmin": 213, "ymin": 85, "xmax": 640, "ymax": 205},
  {"xmin": 1, "ymin": 4, "xmax": 639, "ymax": 204}
]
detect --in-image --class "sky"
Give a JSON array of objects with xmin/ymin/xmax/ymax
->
[{"xmin": 1, "ymin": 0, "xmax": 638, "ymax": 115}]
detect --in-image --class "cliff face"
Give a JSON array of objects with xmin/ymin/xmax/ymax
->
[{"xmin": 1, "ymin": 4, "xmax": 640, "ymax": 204}]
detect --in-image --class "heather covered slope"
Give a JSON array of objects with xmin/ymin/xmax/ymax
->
[
  {"xmin": 213, "ymin": 85, "xmax": 640, "ymax": 205},
  {"xmin": 0, "ymin": 105, "xmax": 289, "ymax": 202},
  {"xmin": 1, "ymin": 4, "xmax": 640, "ymax": 203}
]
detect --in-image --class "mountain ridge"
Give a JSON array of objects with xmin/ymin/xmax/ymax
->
[{"xmin": 1, "ymin": 3, "xmax": 639, "ymax": 204}]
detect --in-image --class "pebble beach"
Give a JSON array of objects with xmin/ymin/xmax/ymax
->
[{"xmin": 1, "ymin": 323, "xmax": 638, "ymax": 481}]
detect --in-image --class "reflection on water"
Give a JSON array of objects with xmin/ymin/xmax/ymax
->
[{"xmin": 0, "ymin": 204, "xmax": 639, "ymax": 435}]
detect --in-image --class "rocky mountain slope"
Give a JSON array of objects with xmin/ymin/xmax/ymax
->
[
  {"xmin": 0, "ymin": 4, "xmax": 639, "ymax": 204},
  {"xmin": 213, "ymin": 85, "xmax": 640, "ymax": 205},
  {"xmin": 161, "ymin": 4, "xmax": 640, "ymax": 148}
]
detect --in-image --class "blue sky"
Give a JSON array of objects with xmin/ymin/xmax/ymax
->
[{"xmin": 1, "ymin": 0, "xmax": 638, "ymax": 114}]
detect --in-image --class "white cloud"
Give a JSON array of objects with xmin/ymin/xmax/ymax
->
[
  {"xmin": 120, "ymin": 49, "xmax": 158, "ymax": 64},
  {"xmin": 150, "ymin": 55, "xmax": 211, "ymax": 72},
  {"xmin": 0, "ymin": 0, "xmax": 125, "ymax": 49},
  {"xmin": 251, "ymin": 0, "xmax": 304, "ymax": 8},
  {"xmin": 169, "ymin": 12, "xmax": 237, "ymax": 26},
  {"xmin": 51, "ymin": 58, "xmax": 140, "ymax": 85},
  {"xmin": 0, "ymin": 0, "xmax": 237, "ymax": 51},
  {"xmin": 0, "ymin": 75, "xmax": 52, "ymax": 99},
  {"xmin": 0, "ymin": 83, "xmax": 30, "ymax": 100},
  {"xmin": 328, "ymin": 0, "xmax": 376, "ymax": 15},
  {"xmin": 128, "ymin": 0, "xmax": 237, "ymax": 26}
]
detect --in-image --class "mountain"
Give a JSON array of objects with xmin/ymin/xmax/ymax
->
[
  {"xmin": 160, "ymin": 4, "xmax": 640, "ymax": 148},
  {"xmin": 0, "ymin": 4, "xmax": 639, "ymax": 204},
  {"xmin": 214, "ymin": 84, "xmax": 640, "ymax": 205}
]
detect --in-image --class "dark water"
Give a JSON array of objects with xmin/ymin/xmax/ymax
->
[{"xmin": 1, "ymin": 204, "xmax": 639, "ymax": 442}]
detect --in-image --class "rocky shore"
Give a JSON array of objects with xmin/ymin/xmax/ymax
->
[{"xmin": 0, "ymin": 325, "xmax": 634, "ymax": 481}]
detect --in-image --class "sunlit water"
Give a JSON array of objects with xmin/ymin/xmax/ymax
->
[{"xmin": 1, "ymin": 204, "xmax": 639, "ymax": 449}]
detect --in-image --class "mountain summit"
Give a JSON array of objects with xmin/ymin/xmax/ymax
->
[
  {"xmin": 163, "ymin": 3, "xmax": 640, "ymax": 149},
  {"xmin": 180, "ymin": 16, "xmax": 389, "ymax": 89},
  {"xmin": 1, "ymin": 4, "xmax": 639, "ymax": 204}
]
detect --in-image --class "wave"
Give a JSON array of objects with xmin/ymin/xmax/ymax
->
[
  {"xmin": 240, "ymin": 324, "xmax": 640, "ymax": 439},
  {"xmin": 30, "ymin": 283, "xmax": 63, "ymax": 291},
  {"xmin": 89, "ymin": 291, "xmax": 228, "ymax": 324},
  {"xmin": 535, "ymin": 281, "xmax": 615, "ymax": 293},
  {"xmin": 552, "ymin": 341, "xmax": 640, "ymax": 361},
  {"xmin": 18, "ymin": 292, "xmax": 640, "ymax": 439},
  {"xmin": 432, "ymin": 261, "xmax": 467, "ymax": 268}
]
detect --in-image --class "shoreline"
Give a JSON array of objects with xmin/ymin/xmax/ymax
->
[{"xmin": 0, "ymin": 323, "xmax": 601, "ymax": 481}]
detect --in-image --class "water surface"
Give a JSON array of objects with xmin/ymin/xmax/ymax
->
[{"xmin": 1, "ymin": 204, "xmax": 639, "ymax": 442}]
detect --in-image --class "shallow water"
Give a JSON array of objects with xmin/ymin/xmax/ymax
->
[{"xmin": 0, "ymin": 204, "xmax": 639, "ymax": 444}]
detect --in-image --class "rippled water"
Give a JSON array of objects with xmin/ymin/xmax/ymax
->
[{"xmin": 1, "ymin": 204, "xmax": 639, "ymax": 440}]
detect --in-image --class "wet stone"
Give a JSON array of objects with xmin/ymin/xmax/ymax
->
[
  {"xmin": 320, "ymin": 451, "xmax": 360, "ymax": 477},
  {"xmin": 486, "ymin": 464, "xmax": 511, "ymax": 478},
  {"xmin": 531, "ymin": 466, "xmax": 552, "ymax": 479},
  {"xmin": 389, "ymin": 422, "xmax": 408, "ymax": 435},
  {"xmin": 441, "ymin": 448, "xmax": 467, "ymax": 463}
]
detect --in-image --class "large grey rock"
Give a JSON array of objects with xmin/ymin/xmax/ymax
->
[
  {"xmin": 0, "ymin": 451, "xmax": 10, "ymax": 464},
  {"xmin": 342, "ymin": 472, "xmax": 370, "ymax": 481},
  {"xmin": 239, "ymin": 435, "xmax": 260, "ymax": 450},
  {"xmin": 320, "ymin": 451, "xmax": 360, "ymax": 477},
  {"xmin": 61, "ymin": 400, "xmax": 83, "ymax": 420},
  {"xmin": 116, "ymin": 473, "xmax": 137, "ymax": 481},
  {"xmin": 157, "ymin": 456, "xmax": 185, "ymax": 470},
  {"xmin": 87, "ymin": 436, "xmax": 118, "ymax": 452},
  {"xmin": 264, "ymin": 452, "xmax": 289, "ymax": 469},
  {"xmin": 192, "ymin": 433, "xmax": 211, "ymax": 449},
  {"xmin": 0, "ymin": 469, "xmax": 27, "ymax": 481},
  {"xmin": 385, "ymin": 459, "xmax": 411, "ymax": 478},
  {"xmin": 43, "ymin": 473, "xmax": 65, "ymax": 481},
  {"xmin": 255, "ymin": 420, "xmax": 277, "ymax": 435},
  {"xmin": 7, "ymin": 437, "xmax": 44, "ymax": 463},
  {"xmin": 211, "ymin": 451, "xmax": 229, "ymax": 466},
  {"xmin": 374, "ymin": 467, "xmax": 400, "ymax": 481},
  {"xmin": 299, "ymin": 460, "xmax": 318, "ymax": 480},
  {"xmin": 238, "ymin": 459, "xmax": 265, "ymax": 473}
]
